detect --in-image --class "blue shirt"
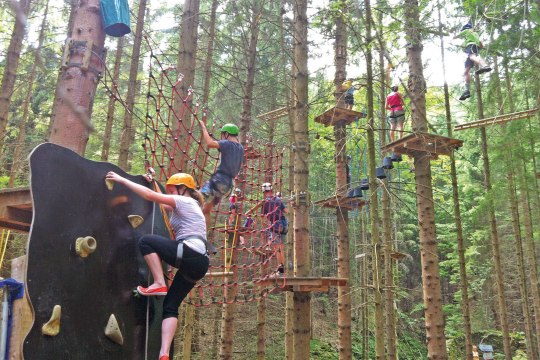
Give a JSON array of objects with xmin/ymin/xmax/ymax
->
[
  {"xmin": 217, "ymin": 140, "xmax": 244, "ymax": 179},
  {"xmin": 262, "ymin": 196, "xmax": 286, "ymax": 224}
]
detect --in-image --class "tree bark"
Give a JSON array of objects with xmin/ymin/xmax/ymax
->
[
  {"xmin": 437, "ymin": 5, "xmax": 473, "ymax": 358},
  {"xmin": 474, "ymin": 71, "xmax": 512, "ymax": 359},
  {"xmin": 48, "ymin": 0, "xmax": 105, "ymax": 155},
  {"xmin": 332, "ymin": 2, "xmax": 352, "ymax": 358},
  {"xmin": 239, "ymin": 4, "xmax": 261, "ymax": 145},
  {"xmin": 292, "ymin": 0, "xmax": 311, "ymax": 358},
  {"xmin": 101, "ymin": 37, "xmax": 125, "ymax": 162},
  {"xmin": 172, "ymin": 0, "xmax": 200, "ymax": 172},
  {"xmin": 363, "ymin": 0, "xmax": 385, "ymax": 357},
  {"xmin": 404, "ymin": 0, "xmax": 448, "ymax": 357},
  {"xmin": 0, "ymin": 0, "xmax": 32, "ymax": 153},
  {"xmin": 118, "ymin": 0, "xmax": 147, "ymax": 170}
]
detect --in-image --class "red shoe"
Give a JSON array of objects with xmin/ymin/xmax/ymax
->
[
  {"xmin": 159, "ymin": 356, "xmax": 169, "ymax": 360},
  {"xmin": 137, "ymin": 285, "xmax": 167, "ymax": 296}
]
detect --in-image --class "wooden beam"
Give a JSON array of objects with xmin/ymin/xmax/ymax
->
[
  {"xmin": 0, "ymin": 187, "xmax": 32, "ymax": 232},
  {"xmin": 454, "ymin": 108, "xmax": 538, "ymax": 131},
  {"xmin": 256, "ymin": 106, "xmax": 290, "ymax": 121},
  {"xmin": 255, "ymin": 276, "xmax": 348, "ymax": 292},
  {"xmin": 313, "ymin": 195, "xmax": 365, "ymax": 211},
  {"xmin": 9, "ymin": 256, "xmax": 33, "ymax": 360}
]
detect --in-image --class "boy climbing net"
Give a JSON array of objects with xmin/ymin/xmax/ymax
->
[
  {"xmin": 198, "ymin": 121, "xmax": 245, "ymax": 229},
  {"xmin": 454, "ymin": 23, "xmax": 491, "ymax": 100}
]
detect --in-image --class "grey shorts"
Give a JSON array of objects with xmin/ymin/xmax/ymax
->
[
  {"xmin": 266, "ymin": 231, "xmax": 285, "ymax": 245},
  {"xmin": 388, "ymin": 110, "xmax": 405, "ymax": 125}
]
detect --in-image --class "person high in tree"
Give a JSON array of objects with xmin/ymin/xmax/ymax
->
[
  {"xmin": 386, "ymin": 84, "xmax": 406, "ymax": 142},
  {"xmin": 454, "ymin": 23, "xmax": 491, "ymax": 100}
]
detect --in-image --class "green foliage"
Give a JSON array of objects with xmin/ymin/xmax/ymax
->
[{"xmin": 310, "ymin": 339, "xmax": 339, "ymax": 359}]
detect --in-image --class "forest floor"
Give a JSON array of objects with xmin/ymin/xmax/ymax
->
[{"xmin": 181, "ymin": 291, "xmax": 341, "ymax": 359}]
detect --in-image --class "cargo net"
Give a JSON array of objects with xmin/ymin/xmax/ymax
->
[{"xmin": 143, "ymin": 51, "xmax": 287, "ymax": 306}]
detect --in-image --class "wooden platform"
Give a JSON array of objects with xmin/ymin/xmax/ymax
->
[
  {"xmin": 380, "ymin": 132, "xmax": 463, "ymax": 159},
  {"xmin": 314, "ymin": 195, "xmax": 365, "ymax": 211},
  {"xmin": 256, "ymin": 276, "xmax": 347, "ymax": 292},
  {"xmin": 257, "ymin": 106, "xmax": 290, "ymax": 121},
  {"xmin": 314, "ymin": 106, "xmax": 366, "ymax": 127},
  {"xmin": 454, "ymin": 108, "xmax": 538, "ymax": 131},
  {"xmin": 0, "ymin": 187, "xmax": 32, "ymax": 232}
]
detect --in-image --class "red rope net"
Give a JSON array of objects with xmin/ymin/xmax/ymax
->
[{"xmin": 143, "ymin": 51, "xmax": 287, "ymax": 306}]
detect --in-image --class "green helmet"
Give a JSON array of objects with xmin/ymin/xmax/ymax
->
[{"xmin": 221, "ymin": 123, "xmax": 239, "ymax": 135}]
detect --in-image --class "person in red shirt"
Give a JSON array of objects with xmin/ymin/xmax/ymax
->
[{"xmin": 386, "ymin": 85, "xmax": 406, "ymax": 142}]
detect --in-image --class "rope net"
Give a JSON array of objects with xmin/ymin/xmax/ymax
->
[{"xmin": 143, "ymin": 50, "xmax": 287, "ymax": 306}]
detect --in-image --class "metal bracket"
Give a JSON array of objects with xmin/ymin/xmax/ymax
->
[
  {"xmin": 292, "ymin": 141, "xmax": 310, "ymax": 153},
  {"xmin": 291, "ymin": 191, "xmax": 310, "ymax": 207},
  {"xmin": 61, "ymin": 38, "xmax": 103, "ymax": 77}
]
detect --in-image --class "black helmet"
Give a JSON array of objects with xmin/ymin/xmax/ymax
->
[{"xmin": 461, "ymin": 23, "xmax": 472, "ymax": 31}]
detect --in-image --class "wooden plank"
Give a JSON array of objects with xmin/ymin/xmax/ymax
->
[
  {"xmin": 9, "ymin": 255, "xmax": 34, "ymax": 360},
  {"xmin": 380, "ymin": 132, "xmax": 463, "ymax": 158},
  {"xmin": 454, "ymin": 108, "xmax": 538, "ymax": 131},
  {"xmin": 255, "ymin": 276, "xmax": 348, "ymax": 292}
]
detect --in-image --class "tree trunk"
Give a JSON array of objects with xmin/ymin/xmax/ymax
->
[
  {"xmin": 202, "ymin": 0, "xmax": 218, "ymax": 105},
  {"xmin": 496, "ymin": 56, "xmax": 537, "ymax": 359},
  {"xmin": 117, "ymin": 0, "xmax": 147, "ymax": 170},
  {"xmin": 474, "ymin": 72, "xmax": 512, "ymax": 359},
  {"xmin": 101, "ymin": 37, "xmax": 125, "ymax": 162},
  {"xmin": 292, "ymin": 1, "xmax": 311, "ymax": 358},
  {"xmin": 332, "ymin": 2, "xmax": 352, "ymax": 358},
  {"xmin": 404, "ymin": 0, "xmax": 448, "ymax": 357},
  {"xmin": 172, "ymin": 0, "xmax": 200, "ymax": 172},
  {"xmin": 48, "ymin": 0, "xmax": 105, "ymax": 155},
  {"xmin": 239, "ymin": 4, "xmax": 261, "ymax": 145},
  {"xmin": 0, "ymin": 0, "xmax": 32, "ymax": 154},
  {"xmin": 437, "ymin": 6, "xmax": 473, "ymax": 359},
  {"xmin": 8, "ymin": 0, "xmax": 48, "ymax": 187},
  {"xmin": 182, "ymin": 304, "xmax": 196, "ymax": 359},
  {"xmin": 377, "ymin": 13, "xmax": 397, "ymax": 359},
  {"xmin": 519, "ymin": 162, "xmax": 540, "ymax": 358},
  {"xmin": 363, "ymin": 0, "xmax": 385, "ymax": 357}
]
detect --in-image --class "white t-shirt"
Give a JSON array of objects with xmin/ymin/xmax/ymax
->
[{"xmin": 169, "ymin": 196, "xmax": 207, "ymax": 253}]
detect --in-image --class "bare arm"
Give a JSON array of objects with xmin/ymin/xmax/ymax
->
[
  {"xmin": 199, "ymin": 120, "xmax": 220, "ymax": 149},
  {"xmin": 106, "ymin": 171, "xmax": 176, "ymax": 209}
]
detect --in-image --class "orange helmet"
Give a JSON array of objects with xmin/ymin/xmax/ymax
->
[{"xmin": 166, "ymin": 173, "xmax": 196, "ymax": 190}]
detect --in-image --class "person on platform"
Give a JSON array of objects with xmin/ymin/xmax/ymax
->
[
  {"xmin": 386, "ymin": 84, "xmax": 406, "ymax": 142},
  {"xmin": 340, "ymin": 78, "xmax": 356, "ymax": 110},
  {"xmin": 454, "ymin": 23, "xmax": 491, "ymax": 101},
  {"xmin": 105, "ymin": 171, "xmax": 209, "ymax": 360}
]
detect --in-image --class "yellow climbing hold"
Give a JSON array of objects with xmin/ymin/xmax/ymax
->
[
  {"xmin": 42, "ymin": 305, "xmax": 61, "ymax": 336},
  {"xmin": 104, "ymin": 314, "xmax": 123, "ymax": 345},
  {"xmin": 127, "ymin": 215, "xmax": 144, "ymax": 229},
  {"xmin": 75, "ymin": 236, "xmax": 97, "ymax": 258},
  {"xmin": 105, "ymin": 178, "xmax": 114, "ymax": 190}
]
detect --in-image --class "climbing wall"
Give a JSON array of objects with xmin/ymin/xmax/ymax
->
[{"xmin": 23, "ymin": 143, "xmax": 168, "ymax": 359}]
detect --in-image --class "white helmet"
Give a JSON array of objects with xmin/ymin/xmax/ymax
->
[
  {"xmin": 234, "ymin": 188, "xmax": 242, "ymax": 193},
  {"xmin": 262, "ymin": 182, "xmax": 272, "ymax": 191}
]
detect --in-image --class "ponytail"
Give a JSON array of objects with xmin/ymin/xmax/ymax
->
[{"xmin": 188, "ymin": 188, "xmax": 205, "ymax": 206}]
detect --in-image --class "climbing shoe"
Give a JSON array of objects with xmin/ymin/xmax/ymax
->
[
  {"xmin": 159, "ymin": 356, "xmax": 169, "ymax": 360},
  {"xmin": 475, "ymin": 66, "xmax": 492, "ymax": 75},
  {"xmin": 136, "ymin": 285, "xmax": 168, "ymax": 296},
  {"xmin": 459, "ymin": 90, "xmax": 471, "ymax": 101}
]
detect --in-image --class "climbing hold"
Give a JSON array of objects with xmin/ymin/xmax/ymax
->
[
  {"xmin": 75, "ymin": 236, "xmax": 97, "ymax": 258},
  {"xmin": 104, "ymin": 314, "xmax": 123, "ymax": 345},
  {"xmin": 41, "ymin": 305, "xmax": 61, "ymax": 336},
  {"xmin": 127, "ymin": 215, "xmax": 144, "ymax": 228},
  {"xmin": 105, "ymin": 178, "xmax": 114, "ymax": 190}
]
